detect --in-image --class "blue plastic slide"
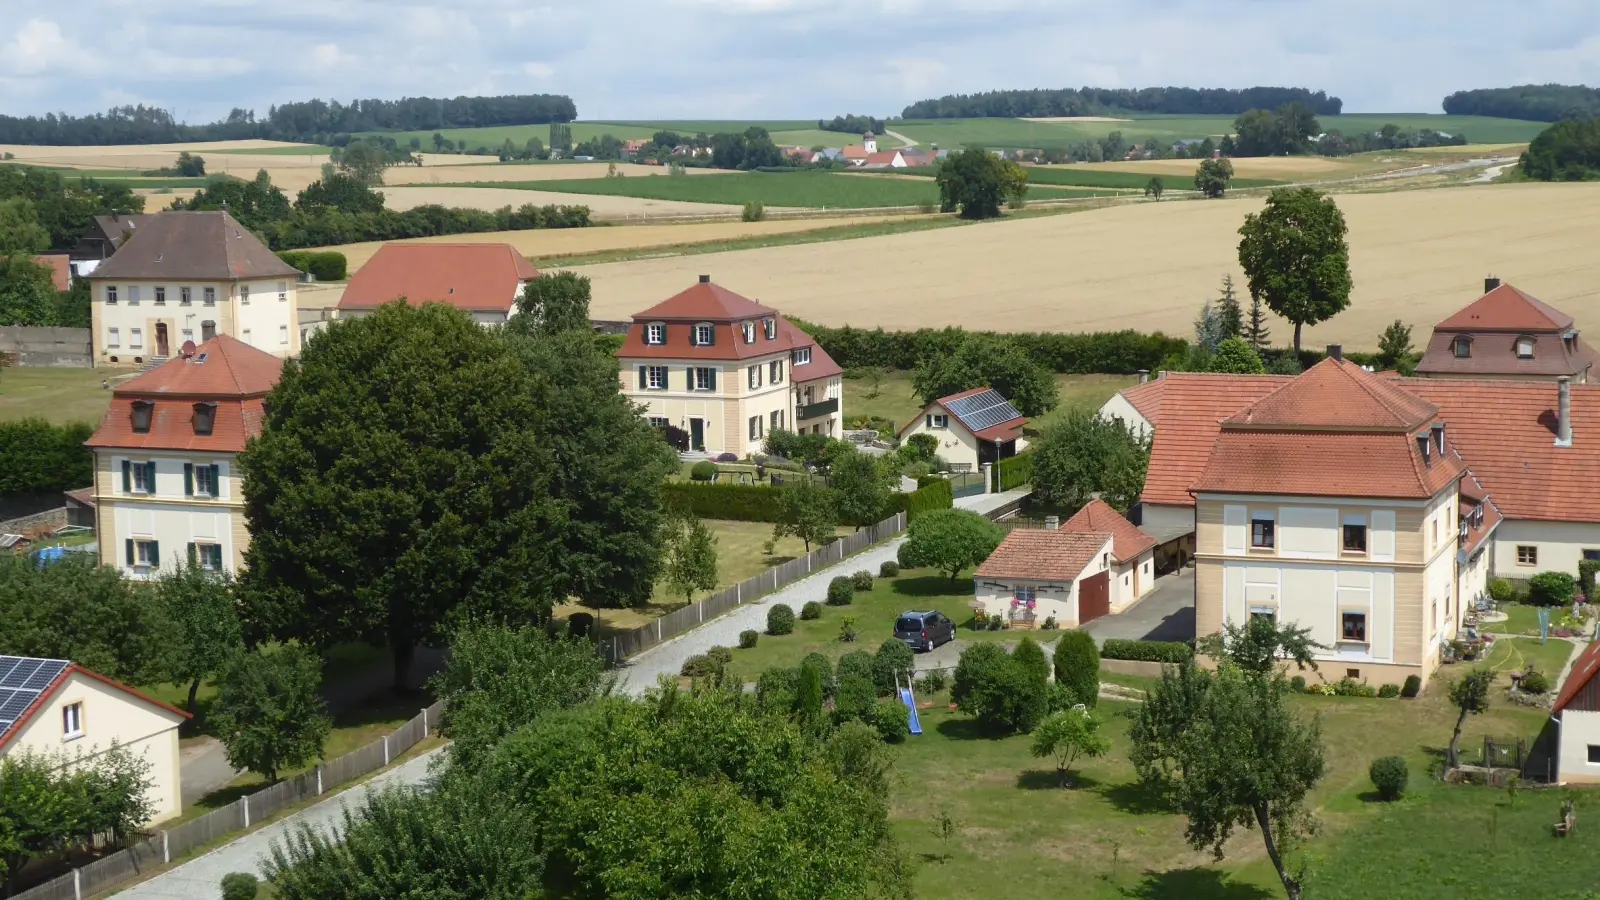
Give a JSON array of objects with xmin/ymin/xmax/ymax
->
[{"xmin": 900, "ymin": 688, "xmax": 923, "ymax": 735}]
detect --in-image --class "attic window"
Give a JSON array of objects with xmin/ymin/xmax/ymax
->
[
  {"xmin": 192, "ymin": 402, "xmax": 218, "ymax": 436},
  {"xmin": 130, "ymin": 400, "xmax": 154, "ymax": 434},
  {"xmin": 1516, "ymin": 336, "xmax": 1535, "ymax": 359},
  {"xmin": 692, "ymin": 323, "xmax": 714, "ymax": 346},
  {"xmin": 742, "ymin": 322, "xmax": 756, "ymax": 343},
  {"xmin": 645, "ymin": 322, "xmax": 665, "ymax": 345},
  {"xmin": 1453, "ymin": 337, "xmax": 1472, "ymax": 358},
  {"xmin": 763, "ymin": 318, "xmax": 777, "ymax": 340}
]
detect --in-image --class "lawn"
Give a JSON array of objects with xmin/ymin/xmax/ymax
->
[
  {"xmin": 842, "ymin": 369, "xmax": 1137, "ymax": 433},
  {"xmin": 450, "ymin": 170, "xmax": 1103, "ymax": 209},
  {"xmin": 1480, "ymin": 636, "xmax": 1573, "ymax": 686},
  {"xmin": 0, "ymin": 367, "xmax": 113, "ymax": 426}
]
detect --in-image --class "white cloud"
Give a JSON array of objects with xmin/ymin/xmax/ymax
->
[
  {"xmin": 522, "ymin": 62, "xmax": 555, "ymax": 79},
  {"xmin": 0, "ymin": 18, "xmax": 100, "ymax": 77}
]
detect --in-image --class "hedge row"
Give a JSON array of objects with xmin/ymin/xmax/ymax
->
[
  {"xmin": 1101, "ymin": 639, "xmax": 1194, "ymax": 664},
  {"xmin": 0, "ymin": 419, "xmax": 94, "ymax": 496},
  {"xmin": 662, "ymin": 482, "xmax": 786, "ymax": 522},
  {"xmin": 897, "ymin": 478, "xmax": 953, "ymax": 522},
  {"xmin": 791, "ymin": 320, "xmax": 1187, "ymax": 375},
  {"xmin": 992, "ymin": 452, "xmax": 1034, "ymax": 493},
  {"xmin": 276, "ymin": 250, "xmax": 348, "ymax": 282}
]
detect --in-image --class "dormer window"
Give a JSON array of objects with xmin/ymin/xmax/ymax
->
[
  {"xmin": 1516, "ymin": 336, "xmax": 1535, "ymax": 359},
  {"xmin": 130, "ymin": 400, "xmax": 154, "ymax": 434},
  {"xmin": 1452, "ymin": 336, "xmax": 1472, "ymax": 358},
  {"xmin": 692, "ymin": 323, "xmax": 714, "ymax": 346},
  {"xmin": 763, "ymin": 318, "xmax": 777, "ymax": 340},
  {"xmin": 742, "ymin": 322, "xmax": 756, "ymax": 343},
  {"xmin": 793, "ymin": 347, "xmax": 812, "ymax": 366},
  {"xmin": 192, "ymin": 402, "xmax": 218, "ymax": 436},
  {"xmin": 645, "ymin": 322, "xmax": 665, "ymax": 345}
]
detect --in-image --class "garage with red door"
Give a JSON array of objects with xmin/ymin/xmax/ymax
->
[{"xmin": 1077, "ymin": 571, "xmax": 1111, "ymax": 625}]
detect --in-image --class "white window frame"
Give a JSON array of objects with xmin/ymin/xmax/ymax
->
[
  {"xmin": 154, "ymin": 286, "xmax": 166, "ymax": 305},
  {"xmin": 130, "ymin": 327, "xmax": 143, "ymax": 349},
  {"xmin": 647, "ymin": 366, "xmax": 667, "ymax": 390},
  {"xmin": 194, "ymin": 464, "xmax": 216, "ymax": 498},
  {"xmin": 62, "ymin": 702, "xmax": 83, "ymax": 739},
  {"xmin": 203, "ymin": 286, "xmax": 216, "ymax": 306},
  {"xmin": 1015, "ymin": 585, "xmax": 1037, "ymax": 603},
  {"xmin": 279, "ymin": 325, "xmax": 289, "ymax": 345},
  {"xmin": 749, "ymin": 416, "xmax": 763, "ymax": 440},
  {"xmin": 694, "ymin": 367, "xmax": 713, "ymax": 391},
  {"xmin": 107, "ymin": 327, "xmax": 120, "ymax": 347},
  {"xmin": 648, "ymin": 416, "xmax": 669, "ymax": 429},
  {"xmin": 763, "ymin": 317, "xmax": 776, "ymax": 340},
  {"xmin": 645, "ymin": 322, "xmax": 665, "ymax": 345},
  {"xmin": 742, "ymin": 322, "xmax": 756, "ymax": 343},
  {"xmin": 748, "ymin": 365, "xmax": 762, "ymax": 389},
  {"xmin": 1341, "ymin": 610, "xmax": 1368, "ymax": 643},
  {"xmin": 106, "ymin": 285, "xmax": 118, "ymax": 304},
  {"xmin": 1516, "ymin": 337, "xmax": 1534, "ymax": 359},
  {"xmin": 770, "ymin": 409, "xmax": 783, "ymax": 432},
  {"xmin": 196, "ymin": 542, "xmax": 223, "ymax": 571},
  {"xmin": 928, "ymin": 413, "xmax": 948, "ymax": 429},
  {"xmin": 240, "ymin": 284, "xmax": 250, "ymax": 304},
  {"xmin": 180, "ymin": 286, "xmax": 192, "ymax": 306},
  {"xmin": 693, "ymin": 323, "xmax": 713, "ymax": 346},
  {"xmin": 769, "ymin": 360, "xmax": 783, "ymax": 383},
  {"xmin": 131, "ymin": 461, "xmax": 152, "ymax": 494},
  {"xmin": 793, "ymin": 347, "xmax": 812, "ymax": 365},
  {"xmin": 134, "ymin": 539, "xmax": 158, "ymax": 567}
]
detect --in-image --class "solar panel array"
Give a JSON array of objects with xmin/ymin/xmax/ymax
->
[
  {"xmin": 945, "ymin": 389, "xmax": 1023, "ymax": 433},
  {"xmin": 0, "ymin": 656, "xmax": 69, "ymax": 740}
]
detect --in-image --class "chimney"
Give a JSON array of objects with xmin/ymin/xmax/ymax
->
[
  {"xmin": 1416, "ymin": 433, "xmax": 1432, "ymax": 467},
  {"xmin": 1557, "ymin": 376, "xmax": 1573, "ymax": 448},
  {"xmin": 1485, "ymin": 275, "xmax": 1501, "ymax": 294},
  {"xmin": 1327, "ymin": 344, "xmax": 1343, "ymax": 362},
  {"xmin": 698, "ymin": 274, "xmax": 711, "ymax": 284},
  {"xmin": 1044, "ymin": 515, "xmax": 1060, "ymax": 530},
  {"xmin": 1137, "ymin": 369, "xmax": 1150, "ymax": 384},
  {"xmin": 1431, "ymin": 422, "xmax": 1446, "ymax": 455}
]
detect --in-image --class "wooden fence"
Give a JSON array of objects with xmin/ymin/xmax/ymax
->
[
  {"xmin": 600, "ymin": 513, "xmax": 908, "ymax": 664},
  {"xmin": 11, "ymin": 701, "xmax": 445, "ymax": 900}
]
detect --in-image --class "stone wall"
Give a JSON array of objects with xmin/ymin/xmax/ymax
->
[{"xmin": 0, "ymin": 326, "xmax": 92, "ymax": 367}]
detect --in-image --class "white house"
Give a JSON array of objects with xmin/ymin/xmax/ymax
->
[
  {"xmin": 0, "ymin": 657, "xmax": 190, "ymax": 824},
  {"xmin": 1554, "ymin": 641, "xmax": 1600, "ymax": 785},
  {"xmin": 1060, "ymin": 498, "xmax": 1158, "ymax": 611},
  {"xmin": 898, "ymin": 387, "xmax": 1028, "ymax": 472},
  {"xmin": 973, "ymin": 530, "xmax": 1114, "ymax": 629}
]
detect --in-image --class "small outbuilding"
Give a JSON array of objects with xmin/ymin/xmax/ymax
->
[
  {"xmin": 1553, "ymin": 640, "xmax": 1600, "ymax": 785},
  {"xmin": 898, "ymin": 387, "xmax": 1028, "ymax": 472},
  {"xmin": 1059, "ymin": 499, "xmax": 1158, "ymax": 612},
  {"xmin": 973, "ymin": 529, "xmax": 1114, "ymax": 629}
]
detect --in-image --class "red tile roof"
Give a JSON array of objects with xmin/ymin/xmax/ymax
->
[
  {"xmin": 1458, "ymin": 471, "xmax": 1501, "ymax": 556},
  {"xmin": 841, "ymin": 146, "xmax": 869, "ymax": 159},
  {"xmin": 339, "ymin": 243, "xmax": 538, "ymax": 313},
  {"xmin": 1222, "ymin": 358, "xmax": 1438, "ymax": 431},
  {"xmin": 0, "ymin": 661, "xmax": 189, "ymax": 751},
  {"xmin": 1139, "ymin": 373, "xmax": 1290, "ymax": 506},
  {"xmin": 1192, "ymin": 430, "xmax": 1466, "ymax": 499},
  {"xmin": 631, "ymin": 280, "xmax": 777, "ymax": 321},
  {"xmin": 782, "ymin": 320, "xmax": 842, "ymax": 382},
  {"xmin": 1119, "ymin": 378, "xmax": 1167, "ymax": 425},
  {"xmin": 86, "ymin": 336, "xmax": 281, "ymax": 453},
  {"xmin": 863, "ymin": 151, "xmax": 903, "ymax": 166},
  {"xmin": 619, "ymin": 281, "xmax": 815, "ymax": 362},
  {"xmin": 1554, "ymin": 639, "xmax": 1600, "ymax": 714},
  {"xmin": 976, "ymin": 530, "xmax": 1112, "ymax": 582},
  {"xmin": 1061, "ymin": 498, "xmax": 1157, "ymax": 562},
  {"xmin": 1435, "ymin": 283, "xmax": 1574, "ymax": 332},
  {"xmin": 31, "ymin": 254, "xmax": 71, "ymax": 292}
]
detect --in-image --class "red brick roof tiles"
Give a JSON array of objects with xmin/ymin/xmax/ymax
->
[
  {"xmin": 632, "ymin": 281, "xmax": 777, "ymax": 322},
  {"xmin": 1435, "ymin": 284, "xmax": 1574, "ymax": 332},
  {"xmin": 1554, "ymin": 639, "xmax": 1600, "ymax": 714},
  {"xmin": 1192, "ymin": 430, "xmax": 1467, "ymax": 499},
  {"xmin": 1139, "ymin": 373, "xmax": 1290, "ymax": 506},
  {"xmin": 32, "ymin": 254, "xmax": 71, "ymax": 292},
  {"xmin": 1061, "ymin": 498, "xmax": 1156, "ymax": 562},
  {"xmin": 617, "ymin": 281, "xmax": 825, "ymax": 364},
  {"xmin": 86, "ymin": 336, "xmax": 281, "ymax": 453},
  {"xmin": 1119, "ymin": 378, "xmax": 1166, "ymax": 424},
  {"xmin": 339, "ymin": 243, "xmax": 538, "ymax": 313},
  {"xmin": 1458, "ymin": 471, "xmax": 1501, "ymax": 556},
  {"xmin": 976, "ymin": 530, "xmax": 1112, "ymax": 582},
  {"xmin": 1223, "ymin": 358, "xmax": 1438, "ymax": 431}
]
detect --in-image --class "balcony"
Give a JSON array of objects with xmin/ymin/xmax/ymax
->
[{"xmin": 796, "ymin": 398, "xmax": 839, "ymax": 421}]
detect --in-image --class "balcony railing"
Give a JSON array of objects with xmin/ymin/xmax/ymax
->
[{"xmin": 796, "ymin": 398, "xmax": 839, "ymax": 420}]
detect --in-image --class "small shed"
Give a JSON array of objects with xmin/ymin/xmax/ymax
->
[{"xmin": 1554, "ymin": 640, "xmax": 1600, "ymax": 784}]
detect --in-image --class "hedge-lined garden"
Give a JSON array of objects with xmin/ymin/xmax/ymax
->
[
  {"xmin": 992, "ymin": 452, "xmax": 1034, "ymax": 492},
  {"xmin": 0, "ymin": 419, "xmax": 94, "ymax": 496},
  {"xmin": 665, "ymin": 476, "xmax": 954, "ymax": 524},
  {"xmin": 793, "ymin": 321, "xmax": 1187, "ymax": 375},
  {"xmin": 276, "ymin": 250, "xmax": 348, "ymax": 282},
  {"xmin": 897, "ymin": 478, "xmax": 953, "ymax": 521}
]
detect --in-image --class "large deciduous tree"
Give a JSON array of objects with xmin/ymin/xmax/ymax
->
[
  {"xmin": 1238, "ymin": 188, "xmax": 1353, "ymax": 354},
  {"xmin": 0, "ymin": 256, "xmax": 61, "ymax": 327},
  {"xmin": 0, "ymin": 554, "xmax": 169, "ymax": 685},
  {"xmin": 509, "ymin": 271, "xmax": 594, "ymax": 338},
  {"xmin": 1210, "ymin": 337, "xmax": 1266, "ymax": 374},
  {"xmin": 1030, "ymin": 406, "xmax": 1150, "ymax": 514},
  {"xmin": 211, "ymin": 646, "xmax": 331, "ymax": 783},
  {"xmin": 154, "ymin": 559, "xmax": 243, "ymax": 715},
  {"xmin": 935, "ymin": 148, "xmax": 1025, "ymax": 219},
  {"xmin": 911, "ymin": 335, "xmax": 1058, "ymax": 418},
  {"xmin": 663, "ymin": 513, "xmax": 718, "ymax": 602},
  {"xmin": 1194, "ymin": 158, "xmax": 1234, "ymax": 198},
  {"xmin": 828, "ymin": 450, "xmax": 894, "ymax": 528},
  {"xmin": 240, "ymin": 301, "xmax": 564, "ymax": 688},
  {"xmin": 0, "ymin": 197, "xmax": 51, "ymax": 255},
  {"xmin": 896, "ymin": 508, "xmax": 1004, "ymax": 582},
  {"xmin": 772, "ymin": 480, "xmax": 836, "ymax": 552}
]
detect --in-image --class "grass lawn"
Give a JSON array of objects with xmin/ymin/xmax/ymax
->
[
  {"xmin": 0, "ymin": 367, "xmax": 114, "ymax": 426},
  {"xmin": 1479, "ymin": 636, "xmax": 1573, "ymax": 685},
  {"xmin": 1478, "ymin": 601, "xmax": 1584, "ymax": 639},
  {"xmin": 842, "ymin": 369, "xmax": 1136, "ymax": 433}
]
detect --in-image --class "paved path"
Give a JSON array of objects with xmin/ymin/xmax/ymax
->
[
  {"xmin": 616, "ymin": 490, "xmax": 1028, "ymax": 695},
  {"xmin": 120, "ymin": 747, "xmax": 446, "ymax": 900},
  {"xmin": 1083, "ymin": 569, "xmax": 1195, "ymax": 646},
  {"xmin": 883, "ymin": 129, "xmax": 919, "ymax": 149}
]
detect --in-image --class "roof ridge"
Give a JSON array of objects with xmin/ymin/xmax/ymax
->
[{"xmin": 1337, "ymin": 360, "xmax": 1435, "ymax": 428}]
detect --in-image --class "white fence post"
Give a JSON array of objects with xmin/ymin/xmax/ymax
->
[
  {"xmin": 422, "ymin": 706, "xmax": 428, "ymax": 735},
  {"xmin": 162, "ymin": 830, "xmax": 170, "ymax": 864},
  {"xmin": 384, "ymin": 735, "xmax": 391, "ymax": 766},
  {"xmin": 73, "ymin": 868, "xmax": 81, "ymax": 900},
  {"xmin": 317, "ymin": 766, "xmax": 324, "ymax": 795},
  {"xmin": 243, "ymin": 796, "xmax": 250, "ymax": 829}
]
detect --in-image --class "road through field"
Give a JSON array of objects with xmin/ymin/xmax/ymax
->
[{"xmin": 577, "ymin": 182, "xmax": 1600, "ymax": 350}]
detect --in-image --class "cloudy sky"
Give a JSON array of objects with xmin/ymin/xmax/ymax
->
[{"xmin": 2, "ymin": 0, "xmax": 1597, "ymax": 122}]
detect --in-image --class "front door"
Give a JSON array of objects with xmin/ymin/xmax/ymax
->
[
  {"xmin": 689, "ymin": 418, "xmax": 705, "ymax": 451},
  {"xmin": 155, "ymin": 323, "xmax": 169, "ymax": 357}
]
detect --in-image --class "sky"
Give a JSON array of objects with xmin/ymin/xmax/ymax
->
[{"xmin": 1, "ymin": 0, "xmax": 1598, "ymax": 122}]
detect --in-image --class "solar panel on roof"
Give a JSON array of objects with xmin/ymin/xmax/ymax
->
[
  {"xmin": 0, "ymin": 657, "xmax": 69, "ymax": 741},
  {"xmin": 0, "ymin": 659, "xmax": 41, "ymax": 689},
  {"xmin": 22, "ymin": 662, "xmax": 66, "ymax": 690},
  {"xmin": 945, "ymin": 389, "xmax": 1021, "ymax": 432}
]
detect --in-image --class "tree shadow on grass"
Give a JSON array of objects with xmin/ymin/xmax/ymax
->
[
  {"xmin": 1121, "ymin": 868, "xmax": 1274, "ymax": 900},
  {"xmin": 192, "ymin": 780, "xmax": 260, "ymax": 813},
  {"xmin": 934, "ymin": 717, "xmax": 988, "ymax": 741},
  {"xmin": 332, "ymin": 686, "xmax": 435, "ymax": 730},
  {"xmin": 1016, "ymin": 768, "xmax": 1103, "ymax": 791},
  {"xmin": 1099, "ymin": 779, "xmax": 1175, "ymax": 815}
]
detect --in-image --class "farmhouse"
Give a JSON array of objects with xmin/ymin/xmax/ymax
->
[
  {"xmin": 85, "ymin": 211, "xmax": 301, "ymax": 367},
  {"xmin": 1553, "ymin": 640, "xmax": 1600, "ymax": 785},
  {"xmin": 974, "ymin": 529, "xmax": 1114, "ymax": 629},
  {"xmin": 337, "ymin": 243, "xmax": 539, "ymax": 325},
  {"xmin": 616, "ymin": 276, "xmax": 843, "ymax": 456},
  {"xmin": 897, "ymin": 387, "xmax": 1029, "ymax": 472},
  {"xmin": 0, "ymin": 656, "xmax": 189, "ymax": 824},
  {"xmin": 859, "ymin": 151, "xmax": 908, "ymax": 169},
  {"xmin": 86, "ymin": 335, "xmax": 281, "ymax": 578},
  {"xmin": 1415, "ymin": 278, "xmax": 1598, "ymax": 382}
]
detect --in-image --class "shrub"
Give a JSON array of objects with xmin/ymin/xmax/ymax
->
[
  {"xmin": 689, "ymin": 461, "xmax": 718, "ymax": 482},
  {"xmin": 952, "ymin": 642, "xmax": 1047, "ymax": 735},
  {"xmin": 987, "ymin": 613, "xmax": 1005, "ymax": 631},
  {"xmin": 1041, "ymin": 615, "xmax": 1057, "ymax": 630},
  {"xmin": 221, "ymin": 873, "xmax": 260, "ymax": 900},
  {"xmin": 837, "ymin": 650, "xmax": 875, "ymax": 685},
  {"xmin": 680, "ymin": 654, "xmax": 722, "ymax": 678},
  {"xmin": 879, "ymin": 560, "xmax": 900, "ymax": 578},
  {"xmin": 276, "ymin": 250, "xmax": 348, "ymax": 282},
  {"xmin": 839, "ymin": 617, "xmax": 859, "ymax": 643},
  {"xmin": 0, "ymin": 419, "xmax": 94, "ymax": 496},
  {"xmin": 993, "ymin": 451, "xmax": 1035, "ymax": 492},
  {"xmin": 851, "ymin": 570, "xmax": 875, "ymax": 591},
  {"xmin": 1100, "ymin": 639, "xmax": 1194, "ymax": 663},
  {"xmin": 919, "ymin": 668, "xmax": 949, "ymax": 694},
  {"xmin": 706, "ymin": 646, "xmax": 733, "ymax": 667},
  {"xmin": 802, "ymin": 651, "xmax": 836, "ymax": 700},
  {"xmin": 873, "ymin": 639, "xmax": 916, "ymax": 696},
  {"xmin": 1377, "ymin": 683, "xmax": 1401, "ymax": 698},
  {"xmin": 1290, "ymin": 675, "xmax": 1307, "ymax": 693},
  {"xmin": 874, "ymin": 699, "xmax": 911, "ymax": 742},
  {"xmin": 834, "ymin": 674, "xmax": 877, "ymax": 726},
  {"xmin": 791, "ymin": 320, "xmax": 1186, "ymax": 376},
  {"xmin": 715, "ymin": 452, "xmax": 739, "ymax": 463},
  {"xmin": 1332, "ymin": 677, "xmax": 1365, "ymax": 697},
  {"xmin": 895, "ymin": 478, "xmax": 954, "ymax": 523},
  {"xmin": 739, "ymin": 629, "xmax": 759, "ymax": 649},
  {"xmin": 800, "ymin": 600, "xmax": 823, "ymax": 620},
  {"xmin": 766, "ymin": 603, "xmax": 796, "ymax": 635},
  {"xmin": 827, "ymin": 576, "xmax": 855, "ymax": 606},
  {"xmin": 742, "ymin": 200, "xmax": 766, "ymax": 222},
  {"xmin": 1369, "ymin": 755, "xmax": 1408, "ymax": 801},
  {"xmin": 1581, "ymin": 560, "xmax": 1600, "ymax": 601},
  {"xmin": 1528, "ymin": 571, "xmax": 1577, "ymax": 607},
  {"xmin": 1052, "ymin": 629, "xmax": 1101, "ymax": 709},
  {"xmin": 1488, "ymin": 578, "xmax": 1514, "ymax": 603},
  {"xmin": 1520, "ymin": 669, "xmax": 1551, "ymax": 694},
  {"xmin": 661, "ymin": 482, "xmax": 786, "ymax": 522},
  {"xmin": 566, "ymin": 612, "xmax": 595, "ymax": 639},
  {"xmin": 1401, "ymin": 674, "xmax": 1422, "ymax": 698},
  {"xmin": 756, "ymin": 666, "xmax": 798, "ymax": 712}
]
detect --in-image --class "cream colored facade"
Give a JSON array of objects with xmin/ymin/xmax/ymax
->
[
  {"xmin": 793, "ymin": 374, "xmax": 844, "ymax": 436},
  {"xmin": 2, "ymin": 671, "xmax": 186, "ymax": 825},
  {"xmin": 1194, "ymin": 489, "xmax": 1463, "ymax": 689},
  {"xmin": 1111, "ymin": 550, "xmax": 1157, "ymax": 610},
  {"xmin": 974, "ymin": 535, "xmax": 1114, "ymax": 628},
  {"xmin": 1099, "ymin": 392, "xmax": 1154, "ymax": 439},
  {"xmin": 92, "ymin": 449, "xmax": 247, "ymax": 577},
  {"xmin": 1558, "ymin": 709, "xmax": 1600, "ymax": 785},
  {"xmin": 93, "ymin": 278, "xmax": 301, "ymax": 366},
  {"xmin": 620, "ymin": 353, "xmax": 842, "ymax": 457},
  {"xmin": 1491, "ymin": 519, "xmax": 1600, "ymax": 579},
  {"xmin": 899, "ymin": 407, "xmax": 1030, "ymax": 471}
]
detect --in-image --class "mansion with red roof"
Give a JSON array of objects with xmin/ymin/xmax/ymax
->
[{"xmin": 615, "ymin": 277, "xmax": 843, "ymax": 455}]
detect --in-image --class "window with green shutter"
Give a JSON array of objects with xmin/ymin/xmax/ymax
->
[
  {"xmin": 184, "ymin": 463, "xmax": 194, "ymax": 497},
  {"xmin": 122, "ymin": 460, "xmax": 132, "ymax": 493}
]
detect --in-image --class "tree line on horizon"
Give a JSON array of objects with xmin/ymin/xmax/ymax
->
[
  {"xmin": 0, "ymin": 94, "xmax": 577, "ymax": 147},
  {"xmin": 1443, "ymin": 84, "xmax": 1600, "ymax": 122},
  {"xmin": 900, "ymin": 86, "xmax": 1343, "ymax": 119}
]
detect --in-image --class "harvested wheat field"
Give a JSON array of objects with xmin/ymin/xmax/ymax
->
[
  {"xmin": 379, "ymin": 185, "xmax": 760, "ymax": 219},
  {"xmin": 577, "ymin": 182, "xmax": 1600, "ymax": 351},
  {"xmin": 1094, "ymin": 156, "xmax": 1362, "ymax": 180},
  {"xmin": 320, "ymin": 216, "xmax": 901, "ymax": 271},
  {"xmin": 389, "ymin": 163, "xmax": 730, "ymax": 185}
]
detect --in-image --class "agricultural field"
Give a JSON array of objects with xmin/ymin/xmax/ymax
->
[
  {"xmin": 577, "ymin": 181, "xmax": 1600, "ymax": 351},
  {"xmin": 378, "ymin": 184, "xmax": 749, "ymax": 218},
  {"xmin": 361, "ymin": 120, "xmax": 902, "ymax": 153},
  {"xmin": 870, "ymin": 164, "xmax": 1281, "ymax": 190}
]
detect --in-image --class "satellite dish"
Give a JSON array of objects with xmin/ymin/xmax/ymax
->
[{"xmin": 180, "ymin": 340, "xmax": 197, "ymax": 358}]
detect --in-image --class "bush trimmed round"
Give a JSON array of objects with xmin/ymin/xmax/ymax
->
[
  {"xmin": 879, "ymin": 560, "xmax": 900, "ymax": 578},
  {"xmin": 802, "ymin": 651, "xmax": 837, "ymax": 699},
  {"xmin": 681, "ymin": 653, "xmax": 720, "ymax": 678},
  {"xmin": 221, "ymin": 873, "xmax": 259, "ymax": 900},
  {"xmin": 706, "ymin": 646, "xmax": 733, "ymax": 667},
  {"xmin": 851, "ymin": 570, "xmax": 874, "ymax": 591},
  {"xmin": 1401, "ymin": 674, "xmax": 1422, "ymax": 698},
  {"xmin": 689, "ymin": 461, "xmax": 718, "ymax": 482},
  {"xmin": 1369, "ymin": 755, "xmax": 1408, "ymax": 801},
  {"xmin": 767, "ymin": 604, "xmax": 796, "ymax": 635},
  {"xmin": 1377, "ymin": 683, "xmax": 1400, "ymax": 698},
  {"xmin": 1290, "ymin": 675, "xmax": 1307, "ymax": 694},
  {"xmin": 1529, "ymin": 571, "xmax": 1577, "ymax": 607},
  {"xmin": 874, "ymin": 698, "xmax": 911, "ymax": 742},
  {"xmin": 739, "ymin": 629, "xmax": 759, "ymax": 649},
  {"xmin": 800, "ymin": 600, "xmax": 823, "ymax": 620},
  {"xmin": 873, "ymin": 638, "xmax": 916, "ymax": 696},
  {"xmin": 1520, "ymin": 670, "xmax": 1551, "ymax": 694},
  {"xmin": 827, "ymin": 576, "xmax": 855, "ymax": 606},
  {"xmin": 837, "ymin": 650, "xmax": 875, "ymax": 686}
]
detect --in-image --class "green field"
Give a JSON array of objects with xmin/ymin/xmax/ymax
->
[
  {"xmin": 361, "ymin": 120, "xmax": 899, "ymax": 154},
  {"xmin": 861, "ymin": 164, "xmax": 1280, "ymax": 190},
  {"xmin": 463, "ymin": 170, "xmax": 1105, "ymax": 208}
]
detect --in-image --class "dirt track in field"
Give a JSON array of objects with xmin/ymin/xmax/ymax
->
[{"xmin": 574, "ymin": 183, "xmax": 1600, "ymax": 351}]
